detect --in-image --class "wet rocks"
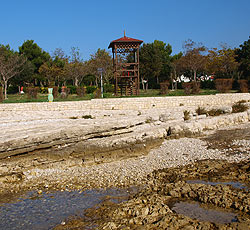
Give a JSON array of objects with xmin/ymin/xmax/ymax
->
[{"xmin": 69, "ymin": 160, "xmax": 250, "ymax": 230}]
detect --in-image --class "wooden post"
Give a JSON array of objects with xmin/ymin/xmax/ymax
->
[
  {"xmin": 115, "ymin": 45, "xmax": 118, "ymax": 96},
  {"xmin": 137, "ymin": 47, "xmax": 140, "ymax": 95}
]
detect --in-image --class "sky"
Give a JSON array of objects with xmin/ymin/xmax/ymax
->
[{"xmin": 0, "ymin": 0, "xmax": 250, "ymax": 60}]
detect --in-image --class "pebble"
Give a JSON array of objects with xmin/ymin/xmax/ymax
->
[{"xmin": 22, "ymin": 134, "xmax": 250, "ymax": 191}]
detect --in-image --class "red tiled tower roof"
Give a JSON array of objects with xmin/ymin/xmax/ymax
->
[{"xmin": 108, "ymin": 34, "xmax": 143, "ymax": 49}]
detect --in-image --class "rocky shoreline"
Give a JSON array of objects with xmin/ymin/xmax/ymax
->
[
  {"xmin": 52, "ymin": 123, "xmax": 250, "ymax": 230},
  {"xmin": 0, "ymin": 99, "xmax": 250, "ymax": 229},
  {"xmin": 0, "ymin": 122, "xmax": 249, "ymax": 198},
  {"xmin": 57, "ymin": 159, "xmax": 249, "ymax": 230}
]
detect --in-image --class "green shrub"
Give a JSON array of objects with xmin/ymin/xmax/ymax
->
[
  {"xmin": 7, "ymin": 85, "xmax": 19, "ymax": 94},
  {"xmin": 104, "ymin": 84, "xmax": 114, "ymax": 93},
  {"xmin": 67, "ymin": 85, "xmax": 76, "ymax": 94},
  {"xmin": 232, "ymin": 101, "xmax": 249, "ymax": 113},
  {"xmin": 200, "ymin": 80, "xmax": 215, "ymax": 89},
  {"xmin": 86, "ymin": 86, "xmax": 97, "ymax": 94},
  {"xmin": 94, "ymin": 88, "xmax": 102, "ymax": 98},
  {"xmin": 40, "ymin": 87, "xmax": 48, "ymax": 94}
]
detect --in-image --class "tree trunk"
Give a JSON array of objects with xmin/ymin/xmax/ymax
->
[
  {"xmin": 4, "ymin": 80, "xmax": 7, "ymax": 99},
  {"xmin": 194, "ymin": 70, "xmax": 197, "ymax": 81},
  {"xmin": 141, "ymin": 78, "xmax": 145, "ymax": 90},
  {"xmin": 74, "ymin": 77, "xmax": 79, "ymax": 86}
]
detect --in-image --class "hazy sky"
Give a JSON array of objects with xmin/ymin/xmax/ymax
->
[{"xmin": 1, "ymin": 0, "xmax": 249, "ymax": 60}]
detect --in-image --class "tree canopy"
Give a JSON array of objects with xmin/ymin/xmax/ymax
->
[
  {"xmin": 1, "ymin": 35, "xmax": 250, "ymax": 97},
  {"xmin": 236, "ymin": 36, "xmax": 250, "ymax": 80},
  {"xmin": 0, "ymin": 44, "xmax": 26, "ymax": 98},
  {"xmin": 140, "ymin": 40, "xmax": 172, "ymax": 88}
]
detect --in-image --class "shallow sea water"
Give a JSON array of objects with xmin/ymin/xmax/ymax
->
[
  {"xmin": 172, "ymin": 201, "xmax": 238, "ymax": 224},
  {"xmin": 186, "ymin": 180, "xmax": 249, "ymax": 191},
  {"xmin": 0, "ymin": 188, "xmax": 130, "ymax": 230}
]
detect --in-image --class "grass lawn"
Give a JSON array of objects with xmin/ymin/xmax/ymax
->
[{"xmin": 1, "ymin": 89, "xmax": 237, "ymax": 104}]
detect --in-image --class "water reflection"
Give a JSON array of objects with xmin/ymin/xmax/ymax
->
[{"xmin": 172, "ymin": 201, "xmax": 238, "ymax": 224}]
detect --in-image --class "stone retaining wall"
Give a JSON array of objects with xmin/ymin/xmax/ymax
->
[{"xmin": 1, "ymin": 93, "xmax": 250, "ymax": 111}]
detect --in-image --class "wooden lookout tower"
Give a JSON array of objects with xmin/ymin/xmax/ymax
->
[{"xmin": 108, "ymin": 32, "xmax": 143, "ymax": 96}]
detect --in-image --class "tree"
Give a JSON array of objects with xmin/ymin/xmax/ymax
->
[
  {"xmin": 170, "ymin": 52, "xmax": 183, "ymax": 90},
  {"xmin": 87, "ymin": 48, "xmax": 113, "ymax": 86},
  {"xmin": 236, "ymin": 36, "xmax": 250, "ymax": 79},
  {"xmin": 39, "ymin": 48, "xmax": 70, "ymax": 86},
  {"xmin": 154, "ymin": 40, "xmax": 172, "ymax": 83},
  {"xmin": 10, "ymin": 60, "xmax": 35, "ymax": 88},
  {"xmin": 140, "ymin": 40, "xmax": 172, "ymax": 88},
  {"xmin": 0, "ymin": 45, "xmax": 26, "ymax": 99},
  {"xmin": 206, "ymin": 44, "xmax": 239, "ymax": 79},
  {"xmin": 177, "ymin": 39, "xmax": 207, "ymax": 81},
  {"xmin": 39, "ymin": 61, "xmax": 65, "ymax": 86},
  {"xmin": 19, "ymin": 40, "xmax": 50, "ymax": 85},
  {"xmin": 64, "ymin": 47, "xmax": 87, "ymax": 86},
  {"xmin": 65, "ymin": 61, "xmax": 86, "ymax": 86}
]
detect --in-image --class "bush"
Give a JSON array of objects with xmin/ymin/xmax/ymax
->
[
  {"xmin": 183, "ymin": 110, "xmax": 191, "ymax": 121},
  {"xmin": 200, "ymin": 80, "xmax": 215, "ymax": 90},
  {"xmin": 182, "ymin": 82, "xmax": 192, "ymax": 94},
  {"xmin": 94, "ymin": 88, "xmax": 102, "ymax": 98},
  {"xmin": 215, "ymin": 79, "xmax": 233, "ymax": 93},
  {"xmin": 66, "ymin": 85, "xmax": 76, "ymax": 94},
  {"xmin": 76, "ymin": 86, "xmax": 86, "ymax": 97},
  {"xmin": 0, "ymin": 87, "xmax": 3, "ymax": 102},
  {"xmin": 182, "ymin": 82, "xmax": 200, "ymax": 94},
  {"xmin": 82, "ymin": 115, "xmax": 93, "ymax": 119},
  {"xmin": 53, "ymin": 86, "xmax": 59, "ymax": 98},
  {"xmin": 238, "ymin": 80, "xmax": 249, "ymax": 93},
  {"xmin": 40, "ymin": 87, "xmax": 48, "ymax": 94},
  {"xmin": 104, "ymin": 84, "xmax": 114, "ymax": 93},
  {"xmin": 191, "ymin": 82, "xmax": 200, "ymax": 94},
  {"xmin": 7, "ymin": 85, "xmax": 19, "ymax": 94},
  {"xmin": 207, "ymin": 109, "xmax": 224, "ymax": 116},
  {"xmin": 86, "ymin": 86, "xmax": 97, "ymax": 94},
  {"xmin": 196, "ymin": 107, "xmax": 207, "ymax": 115},
  {"xmin": 232, "ymin": 101, "xmax": 249, "ymax": 113},
  {"xmin": 61, "ymin": 86, "xmax": 70, "ymax": 99},
  {"xmin": 27, "ymin": 87, "xmax": 39, "ymax": 99},
  {"xmin": 232, "ymin": 79, "xmax": 240, "ymax": 91},
  {"xmin": 160, "ymin": 81, "xmax": 170, "ymax": 95}
]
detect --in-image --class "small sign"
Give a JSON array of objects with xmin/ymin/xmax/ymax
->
[{"xmin": 97, "ymin": 68, "xmax": 104, "ymax": 73}]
